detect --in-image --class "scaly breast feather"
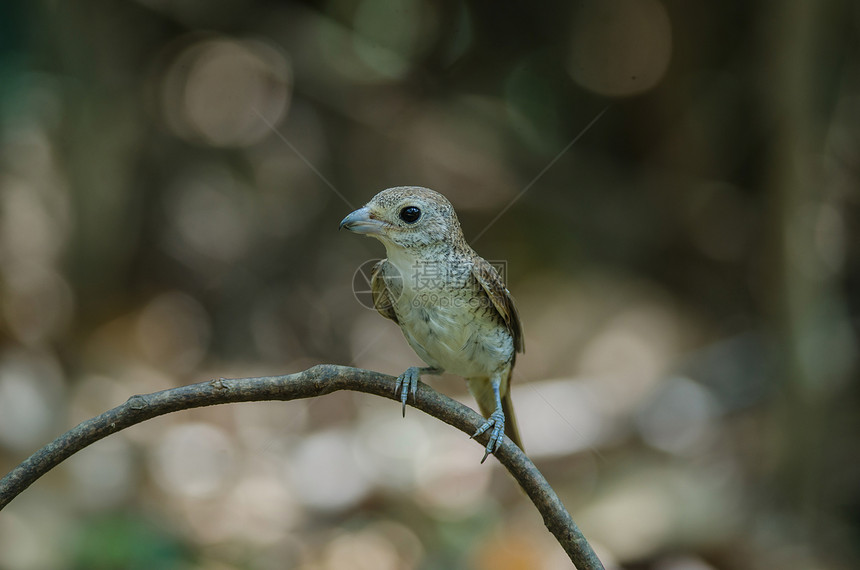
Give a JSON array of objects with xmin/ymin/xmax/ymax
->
[{"xmin": 395, "ymin": 290, "xmax": 512, "ymax": 377}]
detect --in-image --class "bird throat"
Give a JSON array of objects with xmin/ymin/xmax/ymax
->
[{"xmin": 382, "ymin": 242, "xmax": 470, "ymax": 298}]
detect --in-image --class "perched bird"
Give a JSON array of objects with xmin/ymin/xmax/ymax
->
[{"xmin": 340, "ymin": 186, "xmax": 524, "ymax": 462}]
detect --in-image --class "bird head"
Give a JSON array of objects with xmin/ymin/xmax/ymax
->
[{"xmin": 340, "ymin": 186, "xmax": 463, "ymax": 251}]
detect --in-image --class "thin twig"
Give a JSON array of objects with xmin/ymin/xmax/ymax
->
[{"xmin": 0, "ymin": 364, "xmax": 604, "ymax": 570}]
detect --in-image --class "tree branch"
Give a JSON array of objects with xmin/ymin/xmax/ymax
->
[{"xmin": 0, "ymin": 364, "xmax": 604, "ymax": 569}]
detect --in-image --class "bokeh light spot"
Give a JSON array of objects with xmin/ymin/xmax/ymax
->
[
  {"xmin": 636, "ymin": 377, "xmax": 719, "ymax": 455},
  {"xmin": 0, "ymin": 350, "xmax": 64, "ymax": 450},
  {"xmin": 136, "ymin": 291, "xmax": 211, "ymax": 374},
  {"xmin": 288, "ymin": 429, "xmax": 372, "ymax": 511},
  {"xmin": 568, "ymin": 0, "xmax": 672, "ymax": 97},
  {"xmin": 2, "ymin": 262, "xmax": 74, "ymax": 344},
  {"xmin": 160, "ymin": 37, "xmax": 291, "ymax": 146},
  {"xmin": 352, "ymin": 0, "xmax": 437, "ymax": 79},
  {"xmin": 151, "ymin": 422, "xmax": 237, "ymax": 498},
  {"xmin": 322, "ymin": 528, "xmax": 401, "ymax": 570},
  {"xmin": 163, "ymin": 164, "xmax": 255, "ymax": 266}
]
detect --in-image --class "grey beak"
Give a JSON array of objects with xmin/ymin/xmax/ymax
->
[{"xmin": 339, "ymin": 207, "xmax": 385, "ymax": 235}]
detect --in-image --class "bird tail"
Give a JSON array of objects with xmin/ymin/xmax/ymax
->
[{"xmin": 468, "ymin": 369, "xmax": 523, "ymax": 451}]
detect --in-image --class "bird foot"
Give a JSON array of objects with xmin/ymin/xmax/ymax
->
[
  {"xmin": 472, "ymin": 409, "xmax": 506, "ymax": 463},
  {"xmin": 394, "ymin": 367, "xmax": 422, "ymax": 417}
]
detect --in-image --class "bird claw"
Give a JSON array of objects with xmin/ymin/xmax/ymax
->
[
  {"xmin": 471, "ymin": 410, "xmax": 506, "ymax": 463},
  {"xmin": 395, "ymin": 367, "xmax": 421, "ymax": 417}
]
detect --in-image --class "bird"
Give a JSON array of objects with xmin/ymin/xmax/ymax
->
[{"xmin": 340, "ymin": 186, "xmax": 524, "ymax": 462}]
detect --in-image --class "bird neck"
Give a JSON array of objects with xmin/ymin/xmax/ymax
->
[
  {"xmin": 383, "ymin": 242, "xmax": 438, "ymax": 270},
  {"xmin": 382, "ymin": 240, "xmax": 475, "ymax": 294}
]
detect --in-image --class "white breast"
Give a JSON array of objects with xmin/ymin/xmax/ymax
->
[{"xmin": 385, "ymin": 252, "xmax": 513, "ymax": 378}]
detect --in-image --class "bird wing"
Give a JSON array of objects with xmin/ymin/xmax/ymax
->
[
  {"xmin": 471, "ymin": 257, "xmax": 524, "ymax": 353},
  {"xmin": 370, "ymin": 259, "xmax": 400, "ymax": 324}
]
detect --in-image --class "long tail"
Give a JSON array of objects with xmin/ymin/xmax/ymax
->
[{"xmin": 467, "ymin": 369, "xmax": 523, "ymax": 450}]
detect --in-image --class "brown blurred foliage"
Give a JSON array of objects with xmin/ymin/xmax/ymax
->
[{"xmin": 0, "ymin": 1, "xmax": 858, "ymax": 569}]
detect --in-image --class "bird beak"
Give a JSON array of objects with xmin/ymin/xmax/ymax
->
[{"xmin": 339, "ymin": 207, "xmax": 386, "ymax": 236}]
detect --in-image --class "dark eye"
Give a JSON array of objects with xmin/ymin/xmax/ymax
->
[{"xmin": 399, "ymin": 206, "xmax": 421, "ymax": 223}]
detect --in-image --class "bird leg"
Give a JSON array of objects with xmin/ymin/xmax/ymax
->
[
  {"xmin": 471, "ymin": 376, "xmax": 505, "ymax": 463},
  {"xmin": 395, "ymin": 366, "xmax": 442, "ymax": 417}
]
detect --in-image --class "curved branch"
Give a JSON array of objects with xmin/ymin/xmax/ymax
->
[{"xmin": 0, "ymin": 365, "xmax": 604, "ymax": 569}]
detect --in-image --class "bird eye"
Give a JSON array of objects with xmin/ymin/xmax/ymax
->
[{"xmin": 399, "ymin": 206, "xmax": 421, "ymax": 223}]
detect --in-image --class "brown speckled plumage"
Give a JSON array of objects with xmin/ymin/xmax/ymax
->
[{"xmin": 341, "ymin": 186, "xmax": 524, "ymax": 459}]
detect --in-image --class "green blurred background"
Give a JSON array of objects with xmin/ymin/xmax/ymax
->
[{"xmin": 1, "ymin": 1, "xmax": 858, "ymax": 568}]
